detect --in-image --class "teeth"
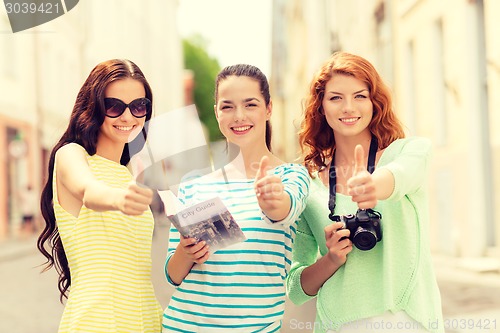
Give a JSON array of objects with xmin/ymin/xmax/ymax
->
[
  {"xmin": 233, "ymin": 126, "xmax": 251, "ymax": 132},
  {"xmin": 115, "ymin": 125, "xmax": 134, "ymax": 131},
  {"xmin": 341, "ymin": 118, "xmax": 359, "ymax": 123}
]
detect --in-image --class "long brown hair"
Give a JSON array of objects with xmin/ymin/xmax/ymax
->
[
  {"xmin": 298, "ymin": 51, "xmax": 405, "ymax": 175},
  {"xmin": 37, "ymin": 59, "xmax": 153, "ymax": 302}
]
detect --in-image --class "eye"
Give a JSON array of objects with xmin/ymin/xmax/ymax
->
[
  {"xmin": 329, "ymin": 96, "xmax": 341, "ymax": 101},
  {"xmin": 220, "ymin": 105, "xmax": 232, "ymax": 110},
  {"xmin": 246, "ymin": 103, "xmax": 257, "ymax": 108},
  {"xmin": 355, "ymin": 94, "xmax": 368, "ymax": 99}
]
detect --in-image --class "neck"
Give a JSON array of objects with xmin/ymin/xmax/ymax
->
[
  {"xmin": 96, "ymin": 142, "xmax": 124, "ymax": 164},
  {"xmin": 333, "ymin": 134, "xmax": 372, "ymax": 166}
]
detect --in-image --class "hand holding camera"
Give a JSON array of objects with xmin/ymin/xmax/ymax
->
[{"xmin": 324, "ymin": 222, "xmax": 352, "ymax": 266}]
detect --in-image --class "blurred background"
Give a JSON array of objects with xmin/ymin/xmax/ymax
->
[{"xmin": 1, "ymin": 0, "xmax": 499, "ymax": 332}]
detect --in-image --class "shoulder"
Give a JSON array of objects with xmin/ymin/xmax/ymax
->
[
  {"xmin": 385, "ymin": 137, "xmax": 432, "ymax": 156},
  {"xmin": 273, "ymin": 163, "xmax": 311, "ymax": 189},
  {"xmin": 55, "ymin": 143, "xmax": 88, "ymax": 163},
  {"xmin": 274, "ymin": 163, "xmax": 309, "ymax": 177}
]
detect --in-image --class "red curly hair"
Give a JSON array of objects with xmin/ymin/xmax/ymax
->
[{"xmin": 298, "ymin": 51, "xmax": 405, "ymax": 175}]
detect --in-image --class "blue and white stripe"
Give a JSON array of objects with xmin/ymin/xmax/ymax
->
[{"xmin": 162, "ymin": 163, "xmax": 310, "ymax": 332}]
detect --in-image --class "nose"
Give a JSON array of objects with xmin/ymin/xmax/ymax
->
[
  {"xmin": 233, "ymin": 106, "xmax": 246, "ymax": 121},
  {"xmin": 119, "ymin": 107, "xmax": 134, "ymax": 120},
  {"xmin": 342, "ymin": 98, "xmax": 354, "ymax": 113}
]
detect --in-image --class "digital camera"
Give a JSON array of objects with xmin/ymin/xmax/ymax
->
[{"xmin": 330, "ymin": 209, "xmax": 382, "ymax": 251}]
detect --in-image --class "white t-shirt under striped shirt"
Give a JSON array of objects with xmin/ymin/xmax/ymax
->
[{"xmin": 162, "ymin": 163, "xmax": 310, "ymax": 332}]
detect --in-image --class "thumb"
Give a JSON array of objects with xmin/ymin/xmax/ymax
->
[
  {"xmin": 353, "ymin": 144, "xmax": 366, "ymax": 176},
  {"xmin": 255, "ymin": 155, "xmax": 269, "ymax": 180}
]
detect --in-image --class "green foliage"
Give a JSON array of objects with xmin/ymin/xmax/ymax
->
[{"xmin": 183, "ymin": 36, "xmax": 223, "ymax": 142}]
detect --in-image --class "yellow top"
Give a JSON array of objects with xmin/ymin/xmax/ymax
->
[{"xmin": 54, "ymin": 144, "xmax": 162, "ymax": 333}]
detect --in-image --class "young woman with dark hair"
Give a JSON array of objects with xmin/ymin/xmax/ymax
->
[
  {"xmin": 38, "ymin": 59, "xmax": 162, "ymax": 332},
  {"xmin": 162, "ymin": 64, "xmax": 310, "ymax": 332}
]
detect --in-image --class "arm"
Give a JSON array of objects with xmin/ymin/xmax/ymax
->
[
  {"xmin": 377, "ymin": 137, "xmax": 432, "ymax": 201},
  {"xmin": 287, "ymin": 214, "xmax": 351, "ymax": 304},
  {"xmin": 166, "ymin": 235, "xmax": 209, "ymax": 285},
  {"xmin": 56, "ymin": 143, "xmax": 152, "ymax": 215},
  {"xmin": 298, "ymin": 222, "xmax": 352, "ymax": 296},
  {"xmin": 348, "ymin": 138, "xmax": 432, "ymax": 208},
  {"xmin": 164, "ymin": 181, "xmax": 210, "ymax": 286}
]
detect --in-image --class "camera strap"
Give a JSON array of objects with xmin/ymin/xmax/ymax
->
[{"xmin": 328, "ymin": 136, "xmax": 378, "ymax": 218}]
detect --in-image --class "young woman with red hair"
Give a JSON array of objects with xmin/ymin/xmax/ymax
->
[{"xmin": 286, "ymin": 52, "xmax": 444, "ymax": 333}]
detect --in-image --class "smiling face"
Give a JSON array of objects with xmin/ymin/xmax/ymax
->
[
  {"xmin": 214, "ymin": 75, "xmax": 271, "ymax": 150},
  {"xmin": 322, "ymin": 74, "xmax": 373, "ymax": 140},
  {"xmin": 98, "ymin": 78, "xmax": 146, "ymax": 150}
]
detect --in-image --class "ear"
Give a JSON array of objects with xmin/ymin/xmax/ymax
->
[{"xmin": 266, "ymin": 100, "xmax": 273, "ymax": 120}]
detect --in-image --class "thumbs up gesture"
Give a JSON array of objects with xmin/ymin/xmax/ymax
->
[
  {"xmin": 347, "ymin": 145, "xmax": 377, "ymax": 209},
  {"xmin": 117, "ymin": 182, "xmax": 154, "ymax": 216},
  {"xmin": 254, "ymin": 156, "xmax": 288, "ymax": 221}
]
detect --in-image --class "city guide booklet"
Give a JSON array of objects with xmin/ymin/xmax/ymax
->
[{"xmin": 168, "ymin": 197, "xmax": 247, "ymax": 253}]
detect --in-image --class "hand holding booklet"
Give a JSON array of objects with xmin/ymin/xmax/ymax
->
[{"xmin": 168, "ymin": 197, "xmax": 246, "ymax": 253}]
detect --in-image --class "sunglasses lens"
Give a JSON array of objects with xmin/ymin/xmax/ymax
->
[
  {"xmin": 104, "ymin": 98, "xmax": 151, "ymax": 118},
  {"xmin": 129, "ymin": 98, "xmax": 151, "ymax": 118},
  {"xmin": 104, "ymin": 98, "xmax": 125, "ymax": 118}
]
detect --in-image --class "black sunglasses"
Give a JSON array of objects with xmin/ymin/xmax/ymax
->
[{"xmin": 103, "ymin": 97, "xmax": 152, "ymax": 118}]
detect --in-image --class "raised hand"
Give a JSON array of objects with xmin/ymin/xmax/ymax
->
[
  {"xmin": 254, "ymin": 156, "xmax": 287, "ymax": 219},
  {"xmin": 347, "ymin": 145, "xmax": 377, "ymax": 209},
  {"xmin": 117, "ymin": 182, "xmax": 154, "ymax": 216}
]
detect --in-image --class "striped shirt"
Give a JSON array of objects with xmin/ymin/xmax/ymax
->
[
  {"xmin": 162, "ymin": 163, "xmax": 310, "ymax": 332},
  {"xmin": 54, "ymin": 144, "xmax": 162, "ymax": 333}
]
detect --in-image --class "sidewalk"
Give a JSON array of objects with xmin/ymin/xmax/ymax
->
[
  {"xmin": 433, "ymin": 255, "xmax": 500, "ymax": 333},
  {"xmin": 2, "ymin": 235, "xmax": 500, "ymax": 333},
  {"xmin": 0, "ymin": 235, "xmax": 38, "ymax": 262}
]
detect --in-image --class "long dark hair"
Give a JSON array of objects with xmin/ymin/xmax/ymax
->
[
  {"xmin": 214, "ymin": 64, "xmax": 273, "ymax": 151},
  {"xmin": 37, "ymin": 59, "xmax": 153, "ymax": 302}
]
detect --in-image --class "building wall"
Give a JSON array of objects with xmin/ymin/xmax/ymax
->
[
  {"xmin": 0, "ymin": 13, "xmax": 39, "ymax": 237},
  {"xmin": 392, "ymin": 0, "xmax": 497, "ymax": 256},
  {"xmin": 0, "ymin": 0, "xmax": 183, "ymax": 238},
  {"xmin": 271, "ymin": 0, "xmax": 499, "ymax": 258},
  {"xmin": 270, "ymin": 0, "xmax": 332, "ymax": 162}
]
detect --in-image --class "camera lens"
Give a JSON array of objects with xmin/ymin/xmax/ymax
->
[{"xmin": 352, "ymin": 227, "xmax": 377, "ymax": 251}]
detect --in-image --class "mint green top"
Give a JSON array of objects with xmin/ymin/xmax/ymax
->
[{"xmin": 286, "ymin": 137, "xmax": 444, "ymax": 333}]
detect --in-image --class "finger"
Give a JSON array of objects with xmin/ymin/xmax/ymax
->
[
  {"xmin": 353, "ymin": 144, "xmax": 366, "ymax": 176},
  {"xmin": 255, "ymin": 155, "xmax": 269, "ymax": 181},
  {"xmin": 186, "ymin": 241, "xmax": 206, "ymax": 254},
  {"xmin": 126, "ymin": 187, "xmax": 153, "ymax": 207},
  {"xmin": 192, "ymin": 244, "xmax": 209, "ymax": 259},
  {"xmin": 122, "ymin": 201, "xmax": 149, "ymax": 215},
  {"xmin": 356, "ymin": 199, "xmax": 378, "ymax": 210},
  {"xmin": 324, "ymin": 222, "xmax": 346, "ymax": 239},
  {"xmin": 194, "ymin": 251, "xmax": 210, "ymax": 264},
  {"xmin": 130, "ymin": 183, "xmax": 154, "ymax": 198},
  {"xmin": 256, "ymin": 181, "xmax": 284, "ymax": 198},
  {"xmin": 179, "ymin": 236, "xmax": 198, "ymax": 246}
]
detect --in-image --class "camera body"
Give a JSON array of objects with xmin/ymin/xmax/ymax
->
[{"xmin": 330, "ymin": 208, "xmax": 382, "ymax": 251}]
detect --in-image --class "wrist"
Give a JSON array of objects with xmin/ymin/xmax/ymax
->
[{"xmin": 321, "ymin": 253, "xmax": 343, "ymax": 274}]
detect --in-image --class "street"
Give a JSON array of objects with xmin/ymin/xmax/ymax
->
[{"xmin": 1, "ymin": 221, "xmax": 500, "ymax": 333}]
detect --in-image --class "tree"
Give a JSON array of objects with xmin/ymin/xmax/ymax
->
[{"xmin": 183, "ymin": 36, "xmax": 222, "ymax": 142}]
